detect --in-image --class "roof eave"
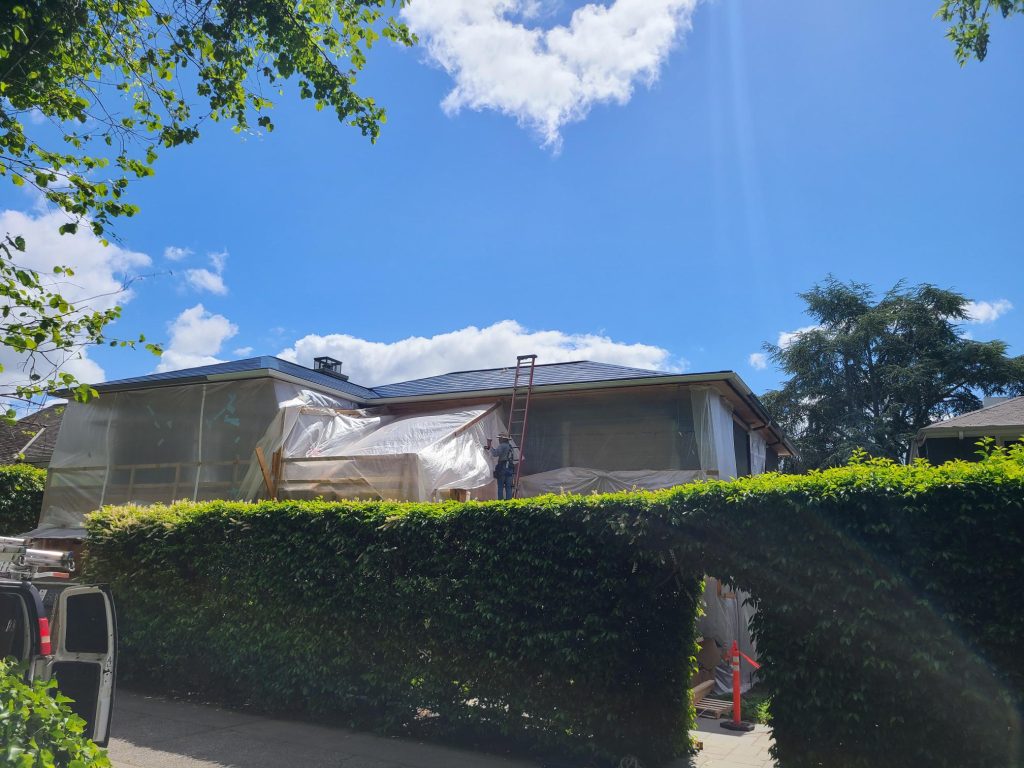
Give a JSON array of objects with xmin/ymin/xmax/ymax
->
[
  {"xmin": 917, "ymin": 425, "xmax": 1024, "ymax": 440},
  {"xmin": 372, "ymin": 371, "xmax": 797, "ymax": 457},
  {"xmin": 71, "ymin": 367, "xmax": 375, "ymax": 402}
]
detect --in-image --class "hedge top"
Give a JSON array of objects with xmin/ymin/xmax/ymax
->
[{"xmin": 86, "ymin": 443, "xmax": 1024, "ymax": 533}]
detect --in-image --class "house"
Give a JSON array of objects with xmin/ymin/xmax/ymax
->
[
  {"xmin": 31, "ymin": 356, "xmax": 794, "ymax": 538},
  {"xmin": 913, "ymin": 396, "xmax": 1024, "ymax": 464},
  {"xmin": 0, "ymin": 404, "xmax": 65, "ymax": 468}
]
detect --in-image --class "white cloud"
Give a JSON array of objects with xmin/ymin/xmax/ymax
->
[
  {"xmin": 233, "ymin": 346, "xmax": 254, "ymax": 357},
  {"xmin": 185, "ymin": 250, "xmax": 229, "ymax": 295},
  {"xmin": 185, "ymin": 268, "xmax": 227, "ymax": 294},
  {"xmin": 0, "ymin": 209, "xmax": 150, "ymax": 308},
  {"xmin": 209, "ymin": 250, "xmax": 228, "ymax": 273},
  {"xmin": 748, "ymin": 352, "xmax": 768, "ymax": 370},
  {"xmin": 777, "ymin": 325, "xmax": 820, "ymax": 349},
  {"xmin": 965, "ymin": 299, "xmax": 1012, "ymax": 324},
  {"xmin": 278, "ymin": 320, "xmax": 685, "ymax": 386},
  {"xmin": 157, "ymin": 304, "xmax": 238, "ymax": 372},
  {"xmin": 164, "ymin": 245, "xmax": 193, "ymax": 261},
  {"xmin": 0, "ymin": 208, "xmax": 151, "ymax": 397},
  {"xmin": 403, "ymin": 0, "xmax": 698, "ymax": 147}
]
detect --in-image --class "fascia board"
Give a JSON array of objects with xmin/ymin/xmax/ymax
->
[{"xmin": 918, "ymin": 425, "xmax": 1024, "ymax": 439}]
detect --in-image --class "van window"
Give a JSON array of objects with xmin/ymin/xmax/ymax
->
[
  {"xmin": 0, "ymin": 593, "xmax": 29, "ymax": 660},
  {"xmin": 64, "ymin": 593, "xmax": 108, "ymax": 654}
]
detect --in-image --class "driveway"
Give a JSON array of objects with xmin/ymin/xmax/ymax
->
[{"xmin": 108, "ymin": 690, "xmax": 775, "ymax": 768}]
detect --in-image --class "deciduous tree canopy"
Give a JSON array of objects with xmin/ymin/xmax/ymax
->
[
  {"xmin": 939, "ymin": 0, "xmax": 1024, "ymax": 63},
  {"xmin": 0, "ymin": 0, "xmax": 411, "ymax": 411}
]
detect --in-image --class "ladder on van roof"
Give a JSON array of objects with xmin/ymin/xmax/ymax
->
[
  {"xmin": 508, "ymin": 354, "xmax": 537, "ymax": 498},
  {"xmin": 0, "ymin": 537, "xmax": 75, "ymax": 580}
]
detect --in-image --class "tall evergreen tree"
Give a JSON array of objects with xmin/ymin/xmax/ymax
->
[{"xmin": 762, "ymin": 278, "xmax": 1024, "ymax": 469}]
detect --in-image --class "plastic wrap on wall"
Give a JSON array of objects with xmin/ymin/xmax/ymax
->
[
  {"xmin": 522, "ymin": 388, "xmax": 700, "ymax": 474},
  {"xmin": 517, "ymin": 467, "xmax": 706, "ymax": 496},
  {"xmin": 241, "ymin": 399, "xmax": 506, "ymax": 502},
  {"xmin": 750, "ymin": 431, "xmax": 768, "ymax": 475},
  {"xmin": 698, "ymin": 577, "xmax": 759, "ymax": 693},
  {"xmin": 38, "ymin": 393, "xmax": 117, "ymax": 531},
  {"xmin": 690, "ymin": 386, "xmax": 739, "ymax": 479},
  {"xmin": 36, "ymin": 379, "xmax": 299, "ymax": 535}
]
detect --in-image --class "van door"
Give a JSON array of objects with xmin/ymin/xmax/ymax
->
[
  {"xmin": 50, "ymin": 585, "xmax": 117, "ymax": 746},
  {"xmin": 0, "ymin": 582, "xmax": 43, "ymax": 667}
]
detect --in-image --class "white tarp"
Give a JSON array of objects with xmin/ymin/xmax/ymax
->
[
  {"xmin": 518, "ymin": 467, "xmax": 707, "ymax": 496},
  {"xmin": 239, "ymin": 397, "xmax": 506, "ymax": 502},
  {"xmin": 691, "ymin": 386, "xmax": 739, "ymax": 479},
  {"xmin": 699, "ymin": 577, "xmax": 760, "ymax": 693}
]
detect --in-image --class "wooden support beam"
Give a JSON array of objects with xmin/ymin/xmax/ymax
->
[
  {"xmin": 271, "ymin": 448, "xmax": 283, "ymax": 499},
  {"xmin": 255, "ymin": 447, "xmax": 275, "ymax": 499}
]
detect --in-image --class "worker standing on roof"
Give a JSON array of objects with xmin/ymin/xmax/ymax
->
[{"xmin": 485, "ymin": 433, "xmax": 516, "ymax": 500}]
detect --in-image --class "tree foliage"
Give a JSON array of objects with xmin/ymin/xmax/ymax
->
[
  {"xmin": 761, "ymin": 278, "xmax": 1024, "ymax": 470},
  {"xmin": 0, "ymin": 658, "xmax": 111, "ymax": 768},
  {"xmin": 0, "ymin": 462, "xmax": 46, "ymax": 534},
  {"xmin": 938, "ymin": 0, "xmax": 1024, "ymax": 63},
  {"xmin": 0, "ymin": 0, "xmax": 412, "ymax": 411}
]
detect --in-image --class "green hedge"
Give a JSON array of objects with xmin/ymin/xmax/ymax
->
[
  {"xmin": 84, "ymin": 447, "xmax": 1024, "ymax": 767},
  {"xmin": 678, "ymin": 448, "xmax": 1024, "ymax": 768},
  {"xmin": 83, "ymin": 497, "xmax": 703, "ymax": 765},
  {"xmin": 0, "ymin": 463, "xmax": 46, "ymax": 536},
  {"xmin": 0, "ymin": 659, "xmax": 111, "ymax": 768}
]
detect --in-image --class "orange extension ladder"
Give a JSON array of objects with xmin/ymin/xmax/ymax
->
[{"xmin": 508, "ymin": 354, "xmax": 537, "ymax": 498}]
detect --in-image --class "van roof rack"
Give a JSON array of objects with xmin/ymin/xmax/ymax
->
[{"xmin": 0, "ymin": 536, "xmax": 75, "ymax": 581}]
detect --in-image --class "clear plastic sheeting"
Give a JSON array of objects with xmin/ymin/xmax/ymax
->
[
  {"xmin": 240, "ymin": 399, "xmax": 506, "ymax": 502},
  {"xmin": 750, "ymin": 431, "xmax": 768, "ymax": 476},
  {"xmin": 691, "ymin": 386, "xmax": 740, "ymax": 479},
  {"xmin": 518, "ymin": 467, "xmax": 706, "ymax": 496},
  {"xmin": 35, "ymin": 376, "xmax": 768, "ymax": 537},
  {"xmin": 35, "ymin": 379, "xmax": 345, "ymax": 535},
  {"xmin": 699, "ymin": 577, "xmax": 759, "ymax": 694},
  {"xmin": 522, "ymin": 388, "xmax": 700, "ymax": 474}
]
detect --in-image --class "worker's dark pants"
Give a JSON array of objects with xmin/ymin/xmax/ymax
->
[{"xmin": 497, "ymin": 473, "xmax": 514, "ymax": 500}]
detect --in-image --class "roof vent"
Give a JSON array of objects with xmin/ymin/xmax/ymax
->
[{"xmin": 313, "ymin": 356, "xmax": 349, "ymax": 381}]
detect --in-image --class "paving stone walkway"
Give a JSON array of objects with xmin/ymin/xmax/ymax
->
[
  {"xmin": 107, "ymin": 691, "xmax": 775, "ymax": 768},
  {"xmin": 684, "ymin": 719, "xmax": 775, "ymax": 768}
]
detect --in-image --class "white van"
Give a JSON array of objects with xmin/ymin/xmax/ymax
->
[{"xmin": 0, "ymin": 537, "xmax": 116, "ymax": 746}]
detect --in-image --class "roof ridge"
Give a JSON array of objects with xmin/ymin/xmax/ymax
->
[
  {"xmin": 921, "ymin": 395, "xmax": 1024, "ymax": 430},
  {"xmin": 973, "ymin": 394, "xmax": 1024, "ymax": 412},
  {"xmin": 370, "ymin": 359, "xmax": 669, "ymax": 391}
]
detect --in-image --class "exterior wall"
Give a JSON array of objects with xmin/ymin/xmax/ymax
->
[
  {"xmin": 521, "ymin": 386, "xmax": 701, "ymax": 474},
  {"xmin": 732, "ymin": 420, "xmax": 751, "ymax": 476},
  {"xmin": 921, "ymin": 432, "xmax": 1023, "ymax": 465}
]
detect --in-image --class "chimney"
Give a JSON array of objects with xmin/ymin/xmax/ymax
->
[{"xmin": 313, "ymin": 356, "xmax": 349, "ymax": 381}]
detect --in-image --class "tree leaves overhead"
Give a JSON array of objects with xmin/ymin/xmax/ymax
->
[
  {"xmin": 937, "ymin": 0, "xmax": 1024, "ymax": 63},
  {"xmin": 1, "ymin": 0, "xmax": 413, "ymax": 234},
  {"xmin": 0, "ymin": 0, "xmax": 412, "ymax": 412},
  {"xmin": 761, "ymin": 278, "xmax": 1024, "ymax": 469}
]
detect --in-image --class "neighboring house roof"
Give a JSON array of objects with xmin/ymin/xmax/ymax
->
[
  {"xmin": 68, "ymin": 356, "xmax": 796, "ymax": 456},
  {"xmin": 0, "ymin": 403, "xmax": 65, "ymax": 466},
  {"xmin": 917, "ymin": 396, "xmax": 1024, "ymax": 439}
]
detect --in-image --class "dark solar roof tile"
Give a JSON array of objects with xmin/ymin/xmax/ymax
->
[{"xmin": 370, "ymin": 360, "xmax": 678, "ymax": 398}]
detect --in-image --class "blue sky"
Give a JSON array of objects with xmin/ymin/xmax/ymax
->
[{"xmin": 2, "ymin": 0, "xmax": 1022, "ymax": 398}]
